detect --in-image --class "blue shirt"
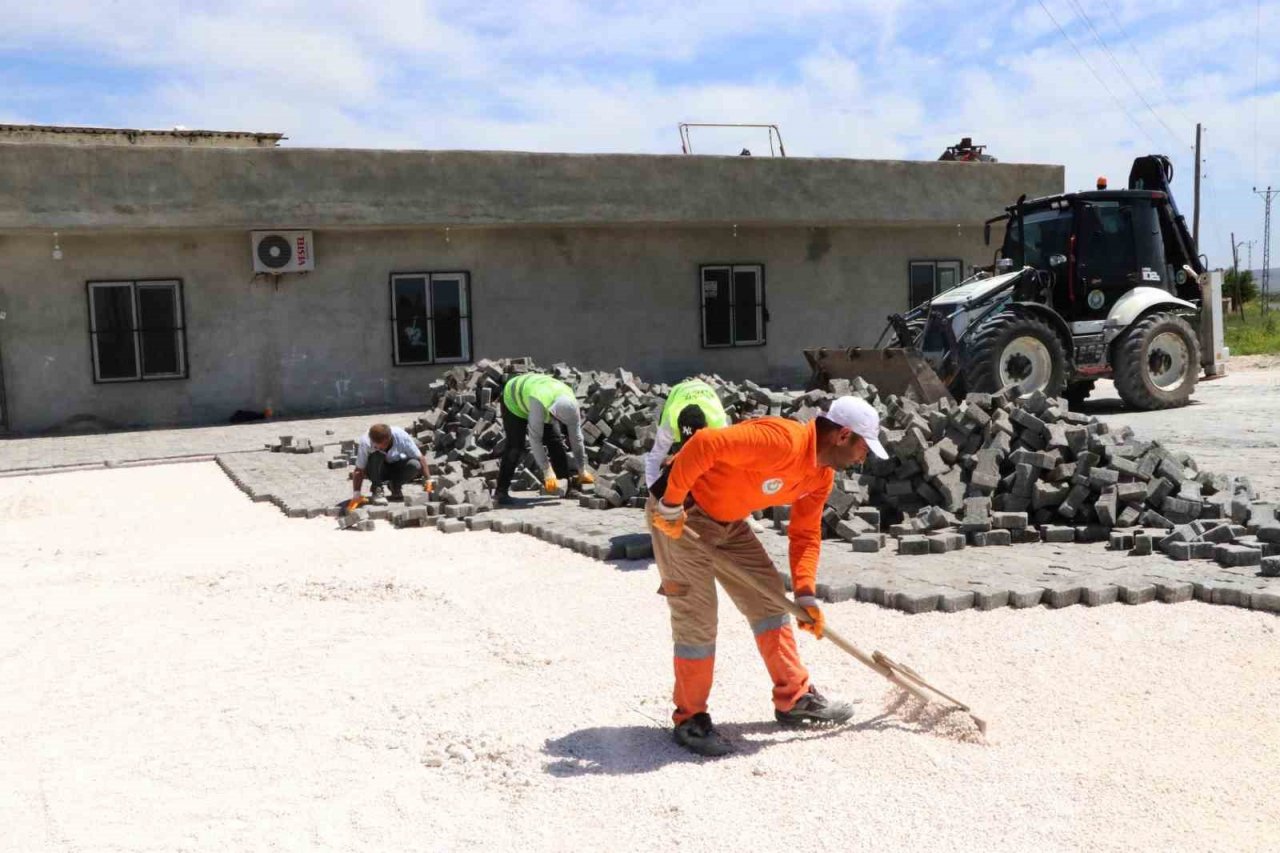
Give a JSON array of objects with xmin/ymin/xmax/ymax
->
[{"xmin": 355, "ymin": 426, "xmax": 420, "ymax": 469}]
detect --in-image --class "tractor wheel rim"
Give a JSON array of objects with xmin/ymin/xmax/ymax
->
[
  {"xmin": 1148, "ymin": 331, "xmax": 1188, "ymax": 391},
  {"xmin": 999, "ymin": 336, "xmax": 1053, "ymax": 392}
]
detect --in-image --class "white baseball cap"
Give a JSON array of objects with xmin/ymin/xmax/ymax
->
[{"xmin": 823, "ymin": 396, "xmax": 889, "ymax": 459}]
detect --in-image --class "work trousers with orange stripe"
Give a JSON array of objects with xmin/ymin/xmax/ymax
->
[{"xmin": 646, "ymin": 498, "xmax": 811, "ymax": 725}]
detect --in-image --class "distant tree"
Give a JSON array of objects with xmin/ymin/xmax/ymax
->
[{"xmin": 1225, "ymin": 268, "xmax": 1259, "ymax": 311}]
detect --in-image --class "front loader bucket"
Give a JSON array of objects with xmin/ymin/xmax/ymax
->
[{"xmin": 804, "ymin": 347, "xmax": 954, "ymax": 404}]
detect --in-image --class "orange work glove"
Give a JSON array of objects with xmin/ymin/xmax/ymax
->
[
  {"xmin": 543, "ymin": 473, "xmax": 559, "ymax": 493},
  {"xmin": 347, "ymin": 494, "xmax": 367, "ymax": 512},
  {"xmin": 578, "ymin": 471, "xmax": 595, "ymax": 485},
  {"xmin": 794, "ymin": 592, "xmax": 825, "ymax": 639},
  {"xmin": 652, "ymin": 500, "xmax": 686, "ymax": 539},
  {"xmin": 423, "ymin": 480, "xmax": 435, "ymax": 493}
]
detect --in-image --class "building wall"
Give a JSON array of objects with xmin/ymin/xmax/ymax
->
[
  {"xmin": 0, "ymin": 222, "xmax": 995, "ymax": 433},
  {"xmin": 0, "ymin": 145, "xmax": 1062, "ymax": 232}
]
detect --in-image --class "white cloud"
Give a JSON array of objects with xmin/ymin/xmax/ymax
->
[{"xmin": 1, "ymin": 0, "xmax": 1278, "ymax": 265}]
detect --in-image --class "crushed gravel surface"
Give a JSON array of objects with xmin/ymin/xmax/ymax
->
[{"xmin": 1, "ymin": 463, "xmax": 1277, "ymax": 852}]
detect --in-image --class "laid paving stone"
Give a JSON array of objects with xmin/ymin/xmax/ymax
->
[
  {"xmin": 1252, "ymin": 591, "xmax": 1280, "ymax": 613},
  {"xmin": 1007, "ymin": 585, "xmax": 1045, "ymax": 608},
  {"xmin": 1117, "ymin": 579, "xmax": 1158, "ymax": 605},
  {"xmin": 1042, "ymin": 584, "xmax": 1084, "ymax": 608},
  {"xmin": 1081, "ymin": 583, "xmax": 1120, "ymax": 606},
  {"xmin": 1209, "ymin": 583, "xmax": 1251, "ymax": 608},
  {"xmin": 213, "ymin": 449, "xmax": 1280, "ymax": 617},
  {"xmin": 936, "ymin": 590, "xmax": 976, "ymax": 613},
  {"xmin": 1262, "ymin": 556, "xmax": 1280, "ymax": 578},
  {"xmin": 1154, "ymin": 580, "xmax": 1195, "ymax": 604},
  {"xmin": 969, "ymin": 585, "xmax": 1011, "ymax": 610},
  {"xmin": 894, "ymin": 589, "xmax": 941, "ymax": 615}
]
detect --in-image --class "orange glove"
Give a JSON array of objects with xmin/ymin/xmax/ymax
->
[
  {"xmin": 652, "ymin": 501, "xmax": 686, "ymax": 539},
  {"xmin": 347, "ymin": 495, "xmax": 367, "ymax": 512},
  {"xmin": 424, "ymin": 480, "xmax": 434, "ymax": 493},
  {"xmin": 794, "ymin": 592, "xmax": 824, "ymax": 639},
  {"xmin": 578, "ymin": 471, "xmax": 595, "ymax": 485},
  {"xmin": 544, "ymin": 474, "xmax": 559, "ymax": 493}
]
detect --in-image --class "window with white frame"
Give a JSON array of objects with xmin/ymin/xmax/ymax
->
[
  {"xmin": 700, "ymin": 264, "xmax": 766, "ymax": 348},
  {"xmin": 908, "ymin": 260, "xmax": 963, "ymax": 308},
  {"xmin": 87, "ymin": 279, "xmax": 187, "ymax": 382},
  {"xmin": 391, "ymin": 272, "xmax": 472, "ymax": 365}
]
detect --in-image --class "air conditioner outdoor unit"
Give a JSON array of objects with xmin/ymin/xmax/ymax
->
[{"xmin": 251, "ymin": 230, "xmax": 315, "ymax": 273}]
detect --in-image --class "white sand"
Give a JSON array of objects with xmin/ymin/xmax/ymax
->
[{"xmin": 1, "ymin": 463, "xmax": 1277, "ymax": 852}]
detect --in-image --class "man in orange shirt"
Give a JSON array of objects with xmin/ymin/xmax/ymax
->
[{"xmin": 649, "ymin": 396, "xmax": 889, "ymax": 757}]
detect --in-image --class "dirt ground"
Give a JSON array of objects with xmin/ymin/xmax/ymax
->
[
  {"xmin": 1088, "ymin": 355, "xmax": 1280, "ymax": 498},
  {"xmin": 2, "ymin": 463, "xmax": 1277, "ymax": 852}
]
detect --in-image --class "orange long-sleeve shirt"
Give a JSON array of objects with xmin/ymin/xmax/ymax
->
[{"xmin": 662, "ymin": 417, "xmax": 834, "ymax": 595}]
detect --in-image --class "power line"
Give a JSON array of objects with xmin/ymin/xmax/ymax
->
[
  {"xmin": 1255, "ymin": 0, "xmax": 1262, "ymax": 186},
  {"xmin": 1065, "ymin": 0, "xmax": 1188, "ymax": 150},
  {"xmin": 1099, "ymin": 0, "xmax": 1196, "ymax": 129},
  {"xmin": 1036, "ymin": 0, "xmax": 1160, "ymax": 148}
]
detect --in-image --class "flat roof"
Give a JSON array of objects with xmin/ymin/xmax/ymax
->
[{"xmin": 0, "ymin": 123, "xmax": 285, "ymax": 143}]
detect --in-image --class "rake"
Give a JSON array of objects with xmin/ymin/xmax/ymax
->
[{"xmin": 683, "ymin": 526, "xmax": 987, "ymax": 735}]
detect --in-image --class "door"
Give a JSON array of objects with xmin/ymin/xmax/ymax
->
[{"xmin": 1076, "ymin": 201, "xmax": 1139, "ymax": 321}]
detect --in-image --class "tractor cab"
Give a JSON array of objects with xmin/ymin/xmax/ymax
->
[
  {"xmin": 984, "ymin": 155, "xmax": 1204, "ymax": 327},
  {"xmin": 991, "ymin": 192, "xmax": 1174, "ymax": 324}
]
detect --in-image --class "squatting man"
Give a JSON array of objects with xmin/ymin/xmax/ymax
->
[{"xmin": 351, "ymin": 423, "xmax": 433, "ymax": 506}]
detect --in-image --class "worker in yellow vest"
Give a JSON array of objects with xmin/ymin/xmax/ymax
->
[
  {"xmin": 496, "ymin": 373, "xmax": 593, "ymax": 505},
  {"xmin": 645, "ymin": 379, "xmax": 730, "ymax": 497}
]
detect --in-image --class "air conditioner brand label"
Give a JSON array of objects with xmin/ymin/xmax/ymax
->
[{"xmin": 296, "ymin": 236, "xmax": 308, "ymax": 267}]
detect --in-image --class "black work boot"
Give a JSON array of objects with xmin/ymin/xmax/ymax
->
[
  {"xmin": 775, "ymin": 686, "xmax": 854, "ymax": 727},
  {"xmin": 673, "ymin": 712, "xmax": 734, "ymax": 758},
  {"xmin": 388, "ymin": 485, "xmax": 404, "ymax": 502},
  {"xmin": 369, "ymin": 484, "xmax": 388, "ymax": 506},
  {"xmin": 495, "ymin": 492, "xmax": 515, "ymax": 507}
]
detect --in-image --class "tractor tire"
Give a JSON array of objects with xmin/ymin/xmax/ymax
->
[
  {"xmin": 1113, "ymin": 312, "xmax": 1200, "ymax": 410},
  {"xmin": 962, "ymin": 310, "xmax": 1068, "ymax": 398}
]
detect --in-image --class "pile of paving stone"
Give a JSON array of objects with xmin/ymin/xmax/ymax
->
[
  {"xmin": 401, "ymin": 357, "xmax": 825, "ymax": 507},
  {"xmin": 859, "ymin": 385, "xmax": 1278, "ymax": 568},
  {"xmin": 385, "ymin": 357, "xmax": 1280, "ymax": 572}
]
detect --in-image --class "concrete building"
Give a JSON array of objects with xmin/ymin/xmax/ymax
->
[{"xmin": 0, "ymin": 128, "xmax": 1061, "ymax": 433}]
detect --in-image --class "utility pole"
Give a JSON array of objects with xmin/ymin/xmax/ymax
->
[
  {"xmin": 1232, "ymin": 232, "xmax": 1244, "ymax": 317},
  {"xmin": 1193, "ymin": 123, "xmax": 1202, "ymax": 248},
  {"xmin": 1256, "ymin": 186, "xmax": 1276, "ymax": 314}
]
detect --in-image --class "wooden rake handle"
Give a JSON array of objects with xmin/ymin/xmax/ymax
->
[{"xmin": 680, "ymin": 525, "xmax": 984, "ymax": 728}]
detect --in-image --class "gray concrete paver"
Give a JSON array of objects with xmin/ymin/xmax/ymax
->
[{"xmin": 0, "ymin": 409, "xmax": 422, "ymax": 474}]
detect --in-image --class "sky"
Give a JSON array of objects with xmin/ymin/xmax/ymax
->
[{"xmin": 1, "ymin": 0, "xmax": 1277, "ymax": 270}]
